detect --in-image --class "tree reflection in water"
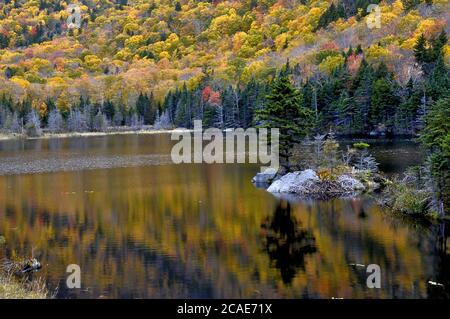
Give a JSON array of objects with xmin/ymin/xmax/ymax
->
[{"xmin": 261, "ymin": 200, "xmax": 317, "ymax": 284}]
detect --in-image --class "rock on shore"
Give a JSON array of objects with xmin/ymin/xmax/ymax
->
[
  {"xmin": 252, "ymin": 170, "xmax": 277, "ymax": 184},
  {"xmin": 267, "ymin": 169, "xmax": 319, "ymax": 193},
  {"xmin": 264, "ymin": 169, "xmax": 366, "ymax": 199}
]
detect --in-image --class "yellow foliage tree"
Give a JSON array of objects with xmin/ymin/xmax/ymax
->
[
  {"xmin": 318, "ymin": 55, "xmax": 345, "ymax": 75},
  {"xmin": 83, "ymin": 55, "xmax": 102, "ymax": 72}
]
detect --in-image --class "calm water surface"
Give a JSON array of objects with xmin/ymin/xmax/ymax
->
[{"xmin": 0, "ymin": 135, "xmax": 448, "ymax": 299}]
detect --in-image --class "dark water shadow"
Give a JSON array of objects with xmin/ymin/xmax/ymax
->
[{"xmin": 261, "ymin": 200, "xmax": 317, "ymax": 284}]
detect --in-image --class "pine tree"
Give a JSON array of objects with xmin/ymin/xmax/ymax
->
[
  {"xmin": 163, "ymin": 91, "xmax": 176, "ymax": 124},
  {"xmin": 179, "ymin": 84, "xmax": 193, "ymax": 128},
  {"xmin": 221, "ymin": 86, "xmax": 236, "ymax": 128},
  {"xmin": 414, "ymin": 33, "xmax": 433, "ymax": 75},
  {"xmin": 102, "ymin": 99, "xmax": 115, "ymax": 121},
  {"xmin": 431, "ymin": 30, "xmax": 448, "ymax": 61},
  {"xmin": 333, "ymin": 91, "xmax": 352, "ymax": 133},
  {"xmin": 256, "ymin": 75, "xmax": 314, "ymax": 169},
  {"xmin": 316, "ymin": 3, "xmax": 347, "ymax": 30},
  {"xmin": 397, "ymin": 78, "xmax": 420, "ymax": 133},
  {"xmin": 370, "ymin": 78, "xmax": 397, "ymax": 129},
  {"xmin": 146, "ymin": 92, "xmax": 157, "ymax": 125},
  {"xmin": 136, "ymin": 93, "xmax": 149, "ymax": 124},
  {"xmin": 19, "ymin": 96, "xmax": 32, "ymax": 119},
  {"xmin": 241, "ymin": 79, "xmax": 264, "ymax": 128},
  {"xmin": 374, "ymin": 62, "xmax": 390, "ymax": 80},
  {"xmin": 421, "ymin": 96, "xmax": 450, "ymax": 214},
  {"xmin": 414, "ymin": 34, "xmax": 429, "ymax": 64},
  {"xmin": 429, "ymin": 55, "xmax": 450, "ymax": 101},
  {"xmin": 113, "ymin": 106, "xmax": 124, "ymax": 126}
]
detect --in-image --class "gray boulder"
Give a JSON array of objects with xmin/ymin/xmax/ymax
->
[
  {"xmin": 265, "ymin": 170, "xmax": 366, "ymax": 199},
  {"xmin": 337, "ymin": 175, "xmax": 365, "ymax": 192},
  {"xmin": 267, "ymin": 169, "xmax": 319, "ymax": 193},
  {"xmin": 252, "ymin": 171, "xmax": 277, "ymax": 184}
]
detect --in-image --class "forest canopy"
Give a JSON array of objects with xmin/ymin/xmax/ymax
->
[{"xmin": 0, "ymin": 0, "xmax": 448, "ymax": 136}]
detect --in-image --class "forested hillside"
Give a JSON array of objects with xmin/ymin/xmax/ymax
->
[{"xmin": 0, "ymin": 0, "xmax": 448, "ymax": 135}]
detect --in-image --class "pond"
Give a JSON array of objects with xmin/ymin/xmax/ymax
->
[{"xmin": 0, "ymin": 134, "xmax": 448, "ymax": 299}]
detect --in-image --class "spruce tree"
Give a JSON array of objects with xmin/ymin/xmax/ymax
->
[
  {"xmin": 256, "ymin": 75, "xmax": 314, "ymax": 169},
  {"xmin": 431, "ymin": 30, "xmax": 448, "ymax": 61},
  {"xmin": 414, "ymin": 34, "xmax": 429, "ymax": 64},
  {"xmin": 370, "ymin": 78, "xmax": 397, "ymax": 129},
  {"xmin": 414, "ymin": 33, "xmax": 433, "ymax": 74},
  {"xmin": 429, "ymin": 55, "xmax": 449, "ymax": 101},
  {"xmin": 136, "ymin": 92, "xmax": 149, "ymax": 123},
  {"xmin": 146, "ymin": 92, "xmax": 157, "ymax": 125},
  {"xmin": 421, "ymin": 96, "xmax": 450, "ymax": 214},
  {"xmin": 102, "ymin": 99, "xmax": 115, "ymax": 121}
]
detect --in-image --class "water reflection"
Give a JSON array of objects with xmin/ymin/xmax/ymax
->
[
  {"xmin": 0, "ymin": 135, "xmax": 447, "ymax": 299},
  {"xmin": 428, "ymin": 223, "xmax": 450, "ymax": 299},
  {"xmin": 261, "ymin": 200, "xmax": 317, "ymax": 284},
  {"xmin": 350, "ymin": 198, "xmax": 367, "ymax": 219}
]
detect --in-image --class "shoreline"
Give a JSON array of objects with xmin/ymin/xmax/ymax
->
[
  {"xmin": 0, "ymin": 274, "xmax": 47, "ymax": 299},
  {"xmin": 0, "ymin": 128, "xmax": 192, "ymax": 141},
  {"xmin": 0, "ymin": 129, "xmax": 420, "ymax": 142}
]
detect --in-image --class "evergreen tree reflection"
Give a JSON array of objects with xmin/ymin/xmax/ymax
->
[{"xmin": 261, "ymin": 200, "xmax": 317, "ymax": 284}]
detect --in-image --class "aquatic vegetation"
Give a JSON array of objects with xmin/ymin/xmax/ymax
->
[
  {"xmin": 379, "ymin": 166, "xmax": 447, "ymax": 218},
  {"xmin": 390, "ymin": 184, "xmax": 431, "ymax": 215}
]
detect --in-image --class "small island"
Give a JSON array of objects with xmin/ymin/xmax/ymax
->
[{"xmin": 254, "ymin": 137, "xmax": 387, "ymax": 200}]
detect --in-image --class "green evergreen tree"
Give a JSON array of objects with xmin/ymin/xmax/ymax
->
[
  {"xmin": 431, "ymin": 30, "xmax": 448, "ymax": 60},
  {"xmin": 102, "ymin": 99, "xmax": 115, "ymax": 121},
  {"xmin": 145, "ymin": 92, "xmax": 157, "ymax": 125},
  {"xmin": 429, "ymin": 55, "xmax": 450, "ymax": 101},
  {"xmin": 370, "ymin": 78, "xmax": 397, "ymax": 128},
  {"xmin": 414, "ymin": 33, "xmax": 430, "ymax": 65},
  {"xmin": 333, "ymin": 91, "xmax": 352, "ymax": 133},
  {"xmin": 421, "ymin": 96, "xmax": 450, "ymax": 214},
  {"xmin": 136, "ymin": 92, "xmax": 150, "ymax": 124},
  {"xmin": 347, "ymin": 60, "xmax": 371, "ymax": 133},
  {"xmin": 256, "ymin": 75, "xmax": 314, "ymax": 169}
]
